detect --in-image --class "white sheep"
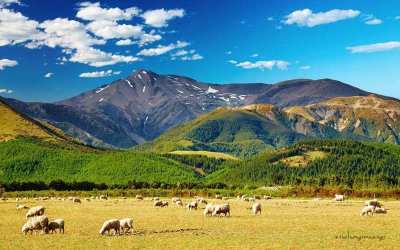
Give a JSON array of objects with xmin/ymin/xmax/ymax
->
[
  {"xmin": 252, "ymin": 203, "xmax": 261, "ymax": 215},
  {"xmin": 212, "ymin": 204, "xmax": 230, "ymax": 217},
  {"xmin": 176, "ymin": 200, "xmax": 183, "ymax": 206},
  {"xmin": 215, "ymin": 194, "xmax": 222, "ymax": 200},
  {"xmin": 360, "ymin": 205, "xmax": 376, "ymax": 216},
  {"xmin": 334, "ymin": 194, "xmax": 345, "ymax": 201},
  {"xmin": 161, "ymin": 201, "xmax": 169, "ymax": 207},
  {"xmin": 99, "ymin": 219, "xmax": 120, "ymax": 236},
  {"xmin": 16, "ymin": 204, "xmax": 28, "ymax": 210},
  {"xmin": 48, "ymin": 219, "xmax": 65, "ymax": 234},
  {"xmin": 198, "ymin": 197, "xmax": 208, "ymax": 205},
  {"xmin": 172, "ymin": 197, "xmax": 180, "ymax": 203},
  {"xmin": 22, "ymin": 216, "xmax": 49, "ymax": 235},
  {"xmin": 203, "ymin": 204, "xmax": 216, "ymax": 217},
  {"xmin": 249, "ymin": 198, "xmax": 256, "ymax": 202},
  {"xmin": 119, "ymin": 218, "xmax": 134, "ymax": 235},
  {"xmin": 375, "ymin": 207, "xmax": 388, "ymax": 214},
  {"xmin": 26, "ymin": 206, "xmax": 45, "ymax": 218},
  {"xmin": 186, "ymin": 201, "xmax": 198, "ymax": 210},
  {"xmin": 365, "ymin": 199, "xmax": 381, "ymax": 208}
]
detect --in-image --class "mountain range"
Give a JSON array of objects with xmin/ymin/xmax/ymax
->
[{"xmin": 1, "ymin": 69, "xmax": 391, "ymax": 149}]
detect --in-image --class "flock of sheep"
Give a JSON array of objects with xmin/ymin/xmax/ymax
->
[{"xmin": 10, "ymin": 193, "xmax": 389, "ymax": 236}]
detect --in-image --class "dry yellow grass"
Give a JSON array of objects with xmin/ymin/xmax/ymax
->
[
  {"xmin": 169, "ymin": 150, "xmax": 239, "ymax": 160},
  {"xmin": 0, "ymin": 198, "xmax": 399, "ymax": 249}
]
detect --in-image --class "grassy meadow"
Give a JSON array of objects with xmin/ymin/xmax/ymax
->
[{"xmin": 0, "ymin": 197, "xmax": 399, "ymax": 249}]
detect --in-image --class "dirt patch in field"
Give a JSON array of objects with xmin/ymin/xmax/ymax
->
[{"xmin": 131, "ymin": 228, "xmax": 208, "ymax": 236}]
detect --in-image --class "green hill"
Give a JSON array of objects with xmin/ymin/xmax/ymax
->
[
  {"xmin": 135, "ymin": 104, "xmax": 364, "ymax": 157},
  {"xmin": 0, "ymin": 138, "xmax": 198, "ymax": 186},
  {"xmin": 206, "ymin": 139, "xmax": 400, "ymax": 189}
]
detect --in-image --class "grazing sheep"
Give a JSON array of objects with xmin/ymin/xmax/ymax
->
[
  {"xmin": 334, "ymin": 194, "xmax": 345, "ymax": 201},
  {"xmin": 99, "ymin": 195, "xmax": 108, "ymax": 200},
  {"xmin": 99, "ymin": 219, "xmax": 120, "ymax": 236},
  {"xmin": 236, "ymin": 195, "xmax": 241, "ymax": 200},
  {"xmin": 26, "ymin": 206, "xmax": 45, "ymax": 218},
  {"xmin": 68, "ymin": 196, "xmax": 74, "ymax": 201},
  {"xmin": 243, "ymin": 198, "xmax": 250, "ymax": 202},
  {"xmin": 375, "ymin": 207, "xmax": 388, "ymax": 214},
  {"xmin": 198, "ymin": 197, "xmax": 208, "ymax": 205},
  {"xmin": 215, "ymin": 194, "xmax": 222, "ymax": 200},
  {"xmin": 85, "ymin": 198, "xmax": 91, "ymax": 202},
  {"xmin": 241, "ymin": 195, "xmax": 247, "ymax": 199},
  {"xmin": 48, "ymin": 219, "xmax": 64, "ymax": 234},
  {"xmin": 253, "ymin": 195, "xmax": 261, "ymax": 200},
  {"xmin": 119, "ymin": 218, "xmax": 134, "ymax": 235},
  {"xmin": 263, "ymin": 195, "xmax": 272, "ymax": 200},
  {"xmin": 252, "ymin": 203, "xmax": 261, "ymax": 215},
  {"xmin": 365, "ymin": 199, "xmax": 381, "ymax": 208},
  {"xmin": 172, "ymin": 197, "xmax": 180, "ymax": 203},
  {"xmin": 249, "ymin": 198, "xmax": 256, "ymax": 202},
  {"xmin": 186, "ymin": 201, "xmax": 198, "ymax": 210},
  {"xmin": 22, "ymin": 216, "xmax": 49, "ymax": 235},
  {"xmin": 73, "ymin": 198, "xmax": 81, "ymax": 204},
  {"xmin": 161, "ymin": 201, "xmax": 169, "ymax": 207},
  {"xmin": 203, "ymin": 204, "xmax": 216, "ymax": 217},
  {"xmin": 153, "ymin": 200, "xmax": 163, "ymax": 207},
  {"xmin": 135, "ymin": 195, "xmax": 143, "ymax": 200},
  {"xmin": 212, "ymin": 204, "xmax": 231, "ymax": 217},
  {"xmin": 16, "ymin": 204, "xmax": 28, "ymax": 210},
  {"xmin": 176, "ymin": 200, "xmax": 183, "ymax": 206},
  {"xmin": 360, "ymin": 205, "xmax": 376, "ymax": 216}
]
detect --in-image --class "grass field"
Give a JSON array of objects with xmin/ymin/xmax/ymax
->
[
  {"xmin": 1, "ymin": 197, "xmax": 399, "ymax": 249},
  {"xmin": 169, "ymin": 150, "xmax": 239, "ymax": 160}
]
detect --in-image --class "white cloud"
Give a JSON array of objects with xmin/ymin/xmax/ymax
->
[
  {"xmin": 172, "ymin": 50, "xmax": 188, "ymax": 56},
  {"xmin": 267, "ymin": 17, "xmax": 274, "ymax": 21},
  {"xmin": 116, "ymin": 39, "xmax": 134, "ymax": 46},
  {"xmin": 233, "ymin": 60, "xmax": 289, "ymax": 70},
  {"xmin": 299, "ymin": 65, "xmax": 311, "ymax": 70},
  {"xmin": 284, "ymin": 9, "xmax": 360, "ymax": 27},
  {"xmin": 70, "ymin": 47, "xmax": 141, "ymax": 67},
  {"xmin": 227, "ymin": 60, "xmax": 237, "ymax": 64},
  {"xmin": 0, "ymin": 9, "xmax": 41, "ymax": 46},
  {"xmin": 86, "ymin": 20, "xmax": 143, "ymax": 39},
  {"xmin": 365, "ymin": 18, "xmax": 382, "ymax": 25},
  {"xmin": 76, "ymin": 3, "xmax": 140, "ymax": 21},
  {"xmin": 0, "ymin": 88, "xmax": 13, "ymax": 94},
  {"xmin": 346, "ymin": 41, "xmax": 400, "ymax": 53},
  {"xmin": 141, "ymin": 8, "xmax": 185, "ymax": 27},
  {"xmin": 44, "ymin": 72, "xmax": 53, "ymax": 78},
  {"xmin": 137, "ymin": 31, "xmax": 162, "ymax": 46},
  {"xmin": 251, "ymin": 53, "xmax": 259, "ymax": 58},
  {"xmin": 181, "ymin": 54, "xmax": 203, "ymax": 60},
  {"xmin": 0, "ymin": 0, "xmax": 21, "ymax": 7},
  {"xmin": 395, "ymin": 16, "xmax": 400, "ymax": 20},
  {"xmin": 225, "ymin": 51, "xmax": 232, "ymax": 55},
  {"xmin": 137, "ymin": 40, "xmax": 189, "ymax": 56},
  {"xmin": 0, "ymin": 59, "xmax": 18, "ymax": 70},
  {"xmin": 79, "ymin": 69, "xmax": 121, "ymax": 78}
]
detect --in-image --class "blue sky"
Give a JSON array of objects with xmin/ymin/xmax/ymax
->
[{"xmin": 1, "ymin": 0, "xmax": 400, "ymax": 102}]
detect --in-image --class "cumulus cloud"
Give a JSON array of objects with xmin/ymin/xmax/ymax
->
[
  {"xmin": 0, "ymin": 88, "xmax": 13, "ymax": 94},
  {"xmin": 365, "ymin": 18, "xmax": 382, "ymax": 25},
  {"xmin": 0, "ymin": 0, "xmax": 21, "ymax": 7},
  {"xmin": 141, "ymin": 8, "xmax": 185, "ymax": 27},
  {"xmin": 86, "ymin": 20, "xmax": 143, "ymax": 39},
  {"xmin": 181, "ymin": 54, "xmax": 203, "ymax": 60},
  {"xmin": 79, "ymin": 69, "xmax": 121, "ymax": 78},
  {"xmin": 44, "ymin": 72, "xmax": 53, "ymax": 77},
  {"xmin": 137, "ymin": 40, "xmax": 189, "ymax": 56},
  {"xmin": 76, "ymin": 2, "xmax": 140, "ymax": 21},
  {"xmin": 299, "ymin": 65, "xmax": 311, "ymax": 70},
  {"xmin": 70, "ymin": 47, "xmax": 141, "ymax": 67},
  {"xmin": 283, "ymin": 9, "xmax": 360, "ymax": 27},
  {"xmin": 233, "ymin": 60, "xmax": 289, "ymax": 70},
  {"xmin": 0, "ymin": 9, "xmax": 41, "ymax": 46},
  {"xmin": 0, "ymin": 59, "xmax": 18, "ymax": 70},
  {"xmin": 116, "ymin": 39, "xmax": 134, "ymax": 46},
  {"xmin": 346, "ymin": 41, "xmax": 400, "ymax": 53}
]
